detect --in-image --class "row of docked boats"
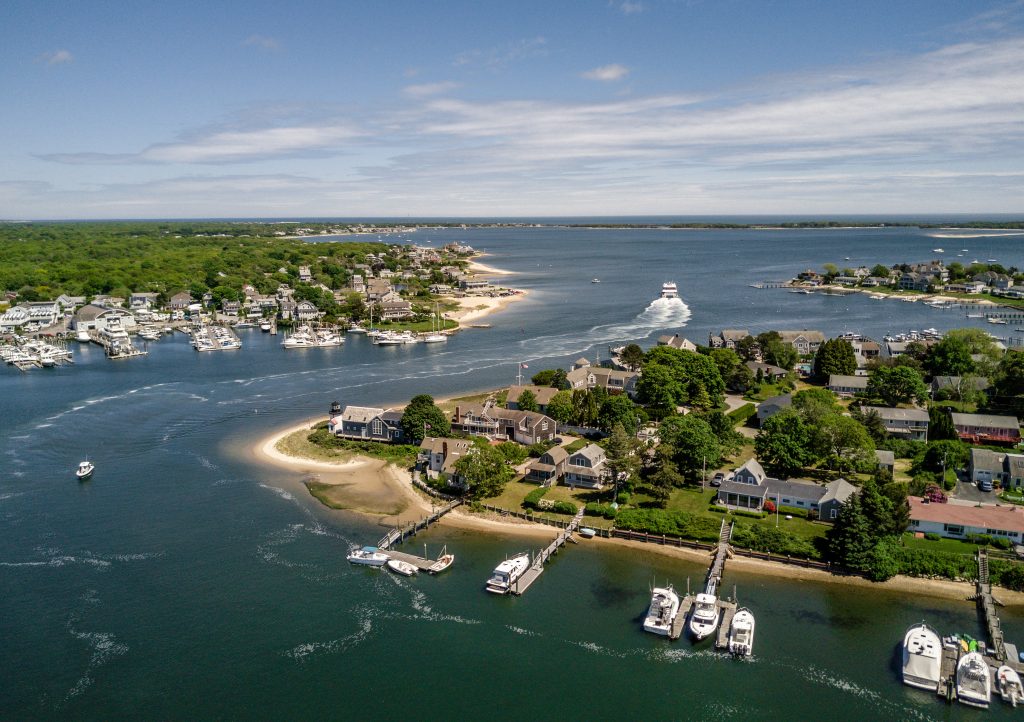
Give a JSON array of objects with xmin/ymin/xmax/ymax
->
[
  {"xmin": 190, "ymin": 324, "xmax": 242, "ymax": 351},
  {"xmin": 1, "ymin": 338, "xmax": 74, "ymax": 370},
  {"xmin": 640, "ymin": 585, "xmax": 755, "ymax": 656},
  {"xmin": 901, "ymin": 622, "xmax": 1023, "ymax": 709},
  {"xmin": 345, "ymin": 545, "xmax": 455, "ymax": 576},
  {"xmin": 281, "ymin": 324, "xmax": 344, "ymax": 348}
]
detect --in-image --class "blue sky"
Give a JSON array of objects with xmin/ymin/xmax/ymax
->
[{"xmin": 2, "ymin": 0, "xmax": 1023, "ymax": 218}]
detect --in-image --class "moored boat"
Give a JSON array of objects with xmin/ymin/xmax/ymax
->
[
  {"xmin": 999, "ymin": 665, "xmax": 1023, "ymax": 707},
  {"xmin": 577, "ymin": 527, "xmax": 596, "ymax": 539},
  {"xmin": 428, "ymin": 550, "xmax": 455, "ymax": 574},
  {"xmin": 486, "ymin": 552, "xmax": 530, "ymax": 594},
  {"xmin": 386, "ymin": 559, "xmax": 418, "ymax": 576},
  {"xmin": 688, "ymin": 592, "xmax": 720, "ymax": 640},
  {"xmin": 75, "ymin": 460, "xmax": 94, "ymax": 480},
  {"xmin": 346, "ymin": 546, "xmax": 390, "ymax": 567},
  {"xmin": 901, "ymin": 622, "xmax": 941, "ymax": 691},
  {"xmin": 956, "ymin": 651, "xmax": 992, "ymax": 709},
  {"xmin": 642, "ymin": 585, "xmax": 680, "ymax": 636},
  {"xmin": 728, "ymin": 607, "xmax": 755, "ymax": 657}
]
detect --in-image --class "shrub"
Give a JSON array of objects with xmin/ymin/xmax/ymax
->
[
  {"xmin": 614, "ymin": 509, "xmax": 723, "ymax": 541},
  {"xmin": 733, "ymin": 508, "xmax": 767, "ymax": 519},
  {"xmin": 727, "ymin": 403, "xmax": 757, "ymax": 426},
  {"xmin": 552, "ymin": 501, "xmax": 578, "ymax": 515},
  {"xmin": 616, "ymin": 492, "xmax": 631, "ymax": 505},
  {"xmin": 777, "ymin": 505, "xmax": 809, "ymax": 519},
  {"xmin": 991, "ymin": 561, "xmax": 1024, "ymax": 591},
  {"xmin": 523, "ymin": 487, "xmax": 549, "ymax": 510},
  {"xmin": 763, "ymin": 500, "xmax": 776, "ymax": 513},
  {"xmin": 992, "ymin": 537, "xmax": 1013, "ymax": 550},
  {"xmin": 731, "ymin": 523, "xmax": 817, "ymax": 557},
  {"xmin": 708, "ymin": 505, "xmax": 728, "ymax": 515},
  {"xmin": 967, "ymin": 533, "xmax": 995, "ymax": 546},
  {"xmin": 584, "ymin": 502, "xmax": 617, "ymax": 519},
  {"xmin": 924, "ymin": 533, "xmax": 941, "ymax": 541}
]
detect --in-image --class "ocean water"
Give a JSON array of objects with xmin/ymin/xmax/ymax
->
[{"xmin": 3, "ymin": 225, "xmax": 1024, "ymax": 719}]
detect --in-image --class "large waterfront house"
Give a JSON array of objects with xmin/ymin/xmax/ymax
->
[
  {"xmin": 861, "ymin": 406, "xmax": 929, "ymax": 441},
  {"xmin": 908, "ymin": 496, "xmax": 1024, "ymax": 542},
  {"xmin": 828, "ymin": 374, "xmax": 869, "ymax": 397},
  {"xmin": 295, "ymin": 301, "xmax": 322, "ymax": 322},
  {"xmin": 951, "ymin": 412, "xmax": 1021, "ymax": 445},
  {"xmin": 709, "ymin": 329, "xmax": 751, "ymax": 349},
  {"xmin": 0, "ymin": 301, "xmax": 62, "ymax": 332},
  {"xmin": 526, "ymin": 446, "xmax": 570, "ymax": 486},
  {"xmin": 777, "ymin": 330, "xmax": 825, "ymax": 356},
  {"xmin": 714, "ymin": 459, "xmax": 855, "ymax": 520},
  {"xmin": 506, "ymin": 385, "xmax": 560, "ymax": 413},
  {"xmin": 329, "ymin": 405, "xmax": 405, "ymax": 442},
  {"xmin": 564, "ymin": 444, "xmax": 609, "ymax": 489},
  {"xmin": 418, "ymin": 437, "xmax": 473, "ymax": 488},
  {"xmin": 72, "ymin": 304, "xmax": 137, "ymax": 335},
  {"xmin": 566, "ymin": 358, "xmax": 639, "ymax": 397},
  {"xmin": 379, "ymin": 299, "xmax": 414, "ymax": 320},
  {"xmin": 451, "ymin": 403, "xmax": 556, "ymax": 446},
  {"xmin": 969, "ymin": 448, "xmax": 1024, "ymax": 489}
]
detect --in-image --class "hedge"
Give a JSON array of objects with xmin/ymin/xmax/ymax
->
[
  {"xmin": 523, "ymin": 487, "xmax": 549, "ymax": 510},
  {"xmin": 585, "ymin": 502, "xmax": 618, "ymax": 519},
  {"xmin": 551, "ymin": 501, "xmax": 578, "ymax": 515},
  {"xmin": 777, "ymin": 505, "xmax": 810, "ymax": 519},
  {"xmin": 727, "ymin": 402, "xmax": 757, "ymax": 426},
  {"xmin": 613, "ymin": 509, "xmax": 722, "ymax": 541},
  {"xmin": 731, "ymin": 523, "xmax": 819, "ymax": 558}
]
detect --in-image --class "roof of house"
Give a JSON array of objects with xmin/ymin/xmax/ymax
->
[
  {"xmin": 419, "ymin": 437, "xmax": 473, "ymax": 455},
  {"xmin": 862, "ymin": 406, "xmax": 929, "ymax": 422},
  {"xmin": 909, "ymin": 496, "xmax": 1024, "ymax": 534},
  {"xmin": 970, "ymin": 448, "xmax": 1007, "ymax": 474},
  {"xmin": 759, "ymin": 394, "xmax": 792, "ymax": 411},
  {"xmin": 719, "ymin": 329, "xmax": 750, "ymax": 341},
  {"xmin": 570, "ymin": 444, "xmax": 605, "ymax": 464},
  {"xmin": 507, "ymin": 385, "xmax": 560, "ymax": 407},
  {"xmin": 735, "ymin": 458, "xmax": 766, "ymax": 483},
  {"xmin": 657, "ymin": 334, "xmax": 697, "ymax": 351},
  {"xmin": 717, "ymin": 479, "xmax": 768, "ymax": 497},
  {"xmin": 74, "ymin": 304, "xmax": 122, "ymax": 322},
  {"xmin": 931, "ymin": 376, "xmax": 990, "ymax": 391},
  {"xmin": 875, "ymin": 449, "xmax": 895, "ymax": 466},
  {"xmin": 821, "ymin": 478, "xmax": 857, "ymax": 505},
  {"xmin": 542, "ymin": 446, "xmax": 569, "ymax": 464},
  {"xmin": 778, "ymin": 330, "xmax": 825, "ymax": 343},
  {"xmin": 951, "ymin": 412, "xmax": 1020, "ymax": 430},
  {"xmin": 340, "ymin": 406, "xmax": 386, "ymax": 423},
  {"xmin": 829, "ymin": 374, "xmax": 869, "ymax": 388},
  {"xmin": 765, "ymin": 478, "xmax": 828, "ymax": 503},
  {"xmin": 747, "ymin": 361, "xmax": 787, "ymax": 377}
]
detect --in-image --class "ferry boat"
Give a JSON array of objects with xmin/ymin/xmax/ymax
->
[
  {"xmin": 660, "ymin": 281, "xmax": 679, "ymax": 299},
  {"xmin": 75, "ymin": 460, "xmax": 95, "ymax": 480},
  {"xmin": 999, "ymin": 665, "xmax": 1023, "ymax": 706},
  {"xmin": 688, "ymin": 592, "xmax": 720, "ymax": 640},
  {"xmin": 956, "ymin": 651, "xmax": 992, "ymax": 709},
  {"xmin": 386, "ymin": 559, "xmax": 418, "ymax": 576},
  {"xmin": 901, "ymin": 622, "xmax": 941, "ymax": 691},
  {"xmin": 642, "ymin": 585, "xmax": 680, "ymax": 636},
  {"xmin": 485, "ymin": 552, "xmax": 530, "ymax": 594},
  {"xmin": 346, "ymin": 546, "xmax": 390, "ymax": 567},
  {"xmin": 728, "ymin": 608, "xmax": 756, "ymax": 657}
]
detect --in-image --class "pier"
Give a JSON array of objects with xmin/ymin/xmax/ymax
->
[
  {"xmin": 668, "ymin": 519, "xmax": 739, "ymax": 643},
  {"xmin": 509, "ymin": 508, "xmax": 585, "ymax": 595},
  {"xmin": 373, "ymin": 499, "xmax": 462, "ymax": 572}
]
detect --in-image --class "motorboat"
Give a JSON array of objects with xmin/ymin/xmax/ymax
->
[
  {"xmin": 386, "ymin": 559, "xmax": 418, "ymax": 576},
  {"xmin": 688, "ymin": 592, "xmax": 720, "ymax": 640},
  {"xmin": 591, "ymin": 278, "xmax": 600, "ymax": 283},
  {"xmin": 75, "ymin": 460, "xmax": 94, "ymax": 480},
  {"xmin": 282, "ymin": 327, "xmax": 317, "ymax": 348},
  {"xmin": 347, "ymin": 324, "xmax": 367, "ymax": 333},
  {"xmin": 346, "ymin": 546, "xmax": 390, "ymax": 567},
  {"xmin": 76, "ymin": 330, "xmax": 91, "ymax": 342},
  {"xmin": 485, "ymin": 552, "xmax": 530, "ymax": 594},
  {"xmin": 728, "ymin": 607, "xmax": 756, "ymax": 657},
  {"xmin": 374, "ymin": 331, "xmax": 404, "ymax": 346},
  {"xmin": 932, "ymin": 248, "xmax": 945, "ymax": 253},
  {"xmin": 999, "ymin": 665, "xmax": 1023, "ymax": 706},
  {"xmin": 642, "ymin": 585, "xmax": 680, "ymax": 636},
  {"xmin": 577, "ymin": 527, "xmax": 596, "ymax": 539},
  {"xmin": 988, "ymin": 317, "xmax": 1008, "ymax": 325},
  {"xmin": 660, "ymin": 281, "xmax": 679, "ymax": 299},
  {"xmin": 260, "ymin": 320, "xmax": 272, "ymax": 332},
  {"xmin": 956, "ymin": 651, "xmax": 992, "ymax": 709},
  {"xmin": 901, "ymin": 622, "xmax": 941, "ymax": 691}
]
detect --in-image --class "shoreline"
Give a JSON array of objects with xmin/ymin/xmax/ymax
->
[{"xmin": 254, "ymin": 418, "xmax": 1024, "ymax": 605}]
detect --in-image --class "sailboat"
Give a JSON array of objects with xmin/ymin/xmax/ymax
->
[{"xmin": 422, "ymin": 302, "xmax": 447, "ymax": 343}]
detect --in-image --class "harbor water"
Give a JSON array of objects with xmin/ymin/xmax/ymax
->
[{"xmin": 3, "ymin": 224, "xmax": 1024, "ymax": 719}]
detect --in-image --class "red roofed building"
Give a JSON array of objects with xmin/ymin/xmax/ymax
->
[{"xmin": 908, "ymin": 496, "xmax": 1024, "ymax": 542}]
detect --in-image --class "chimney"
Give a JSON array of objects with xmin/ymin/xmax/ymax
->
[
  {"xmin": 454, "ymin": 405, "xmax": 460, "ymax": 420},
  {"xmin": 442, "ymin": 441, "xmax": 448, "ymax": 457}
]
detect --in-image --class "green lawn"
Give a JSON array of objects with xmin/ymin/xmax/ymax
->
[
  {"xmin": 902, "ymin": 532, "xmax": 981, "ymax": 556},
  {"xmin": 564, "ymin": 438, "xmax": 589, "ymax": 454}
]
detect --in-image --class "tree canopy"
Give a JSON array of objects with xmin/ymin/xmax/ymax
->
[
  {"xmin": 453, "ymin": 445, "xmax": 513, "ymax": 499},
  {"xmin": 400, "ymin": 394, "xmax": 451, "ymax": 443},
  {"xmin": 813, "ymin": 338, "xmax": 857, "ymax": 379},
  {"xmin": 866, "ymin": 366, "xmax": 928, "ymax": 406}
]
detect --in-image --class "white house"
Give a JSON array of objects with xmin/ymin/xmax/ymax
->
[
  {"xmin": 564, "ymin": 444, "xmax": 608, "ymax": 489},
  {"xmin": 908, "ymin": 496, "xmax": 1024, "ymax": 542}
]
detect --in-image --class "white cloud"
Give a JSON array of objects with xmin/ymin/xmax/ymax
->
[
  {"xmin": 38, "ymin": 49, "xmax": 73, "ymax": 66},
  {"xmin": 581, "ymin": 64, "xmax": 630, "ymax": 81},
  {"xmin": 243, "ymin": 34, "xmax": 281, "ymax": 51},
  {"xmin": 402, "ymin": 81, "xmax": 460, "ymax": 98},
  {"xmin": 617, "ymin": 1, "xmax": 644, "ymax": 14},
  {"xmin": 454, "ymin": 37, "xmax": 547, "ymax": 69}
]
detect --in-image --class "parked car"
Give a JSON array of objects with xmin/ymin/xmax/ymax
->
[
  {"xmin": 979, "ymin": 479, "xmax": 994, "ymax": 492},
  {"xmin": 710, "ymin": 472, "xmax": 725, "ymax": 487}
]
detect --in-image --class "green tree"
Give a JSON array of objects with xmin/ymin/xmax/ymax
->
[
  {"xmin": 921, "ymin": 439, "xmax": 969, "ymax": 475},
  {"xmin": 454, "ymin": 445, "xmax": 513, "ymax": 499},
  {"xmin": 645, "ymin": 445, "xmax": 682, "ymax": 506},
  {"xmin": 827, "ymin": 494, "xmax": 875, "ymax": 570},
  {"xmin": 597, "ymin": 395, "xmax": 642, "ymax": 434},
  {"xmin": 658, "ymin": 414, "xmax": 721, "ymax": 482},
  {"xmin": 994, "ymin": 350, "xmax": 1024, "ymax": 416},
  {"xmin": 865, "ymin": 538, "xmax": 901, "ymax": 582},
  {"xmin": 928, "ymin": 406, "xmax": 958, "ymax": 441},
  {"xmin": 924, "ymin": 336, "xmax": 974, "ymax": 378},
  {"xmin": 496, "ymin": 441, "xmax": 529, "ymax": 466},
  {"xmin": 757, "ymin": 331, "xmax": 798, "ymax": 369},
  {"xmin": 793, "ymin": 387, "xmax": 841, "ymax": 428},
  {"xmin": 814, "ymin": 414, "xmax": 875, "ymax": 471},
  {"xmin": 850, "ymin": 405, "xmax": 887, "ymax": 443},
  {"xmin": 635, "ymin": 363, "xmax": 683, "ymax": 409},
  {"xmin": 866, "ymin": 366, "xmax": 928, "ymax": 406},
  {"xmin": 605, "ymin": 423, "xmax": 640, "ymax": 491},
  {"xmin": 813, "ymin": 338, "xmax": 857, "ymax": 379},
  {"xmin": 545, "ymin": 390, "xmax": 574, "ymax": 424},
  {"xmin": 755, "ymin": 409, "xmax": 813, "ymax": 477},
  {"xmin": 400, "ymin": 394, "xmax": 451, "ymax": 444},
  {"xmin": 734, "ymin": 335, "xmax": 760, "ymax": 362},
  {"xmin": 516, "ymin": 389, "xmax": 539, "ymax": 412},
  {"xmin": 620, "ymin": 343, "xmax": 645, "ymax": 371},
  {"xmin": 870, "ymin": 264, "xmax": 891, "ymax": 279},
  {"xmin": 531, "ymin": 369, "xmax": 557, "ymax": 386},
  {"xmin": 699, "ymin": 410, "xmax": 744, "ymax": 457}
]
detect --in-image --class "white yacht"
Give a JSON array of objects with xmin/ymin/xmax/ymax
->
[
  {"xmin": 347, "ymin": 324, "xmax": 366, "ymax": 334},
  {"xmin": 642, "ymin": 585, "xmax": 680, "ymax": 636},
  {"xmin": 956, "ymin": 651, "xmax": 992, "ymax": 709},
  {"xmin": 485, "ymin": 553, "xmax": 530, "ymax": 594},
  {"xmin": 728, "ymin": 608, "xmax": 756, "ymax": 657},
  {"xmin": 282, "ymin": 327, "xmax": 317, "ymax": 348},
  {"xmin": 591, "ymin": 278, "xmax": 600, "ymax": 283},
  {"xmin": 421, "ymin": 303, "xmax": 448, "ymax": 343},
  {"xmin": 688, "ymin": 592, "xmax": 720, "ymax": 640},
  {"xmin": 76, "ymin": 329, "xmax": 91, "ymax": 342},
  {"xmin": 260, "ymin": 320, "xmax": 272, "ymax": 332},
  {"xmin": 75, "ymin": 460, "xmax": 94, "ymax": 480},
  {"xmin": 932, "ymin": 248, "xmax": 945, "ymax": 253},
  {"xmin": 346, "ymin": 546, "xmax": 390, "ymax": 567},
  {"xmin": 901, "ymin": 622, "xmax": 941, "ymax": 691},
  {"xmin": 999, "ymin": 665, "xmax": 1023, "ymax": 706},
  {"xmin": 660, "ymin": 281, "xmax": 679, "ymax": 299},
  {"xmin": 374, "ymin": 330, "xmax": 404, "ymax": 346}
]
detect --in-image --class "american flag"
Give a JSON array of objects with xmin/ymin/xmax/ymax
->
[{"xmin": 520, "ymin": 362, "xmax": 529, "ymax": 369}]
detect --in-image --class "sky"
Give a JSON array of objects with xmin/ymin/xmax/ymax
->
[{"xmin": 2, "ymin": 0, "xmax": 1024, "ymax": 219}]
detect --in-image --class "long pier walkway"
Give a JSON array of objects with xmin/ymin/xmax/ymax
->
[
  {"xmin": 510, "ymin": 508, "xmax": 585, "ymax": 596},
  {"xmin": 974, "ymin": 548, "xmax": 1009, "ymax": 663},
  {"xmin": 668, "ymin": 519, "xmax": 738, "ymax": 642},
  {"xmin": 372, "ymin": 499, "xmax": 462, "ymax": 572}
]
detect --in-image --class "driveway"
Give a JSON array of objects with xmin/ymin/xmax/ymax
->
[{"xmin": 950, "ymin": 479, "xmax": 998, "ymax": 505}]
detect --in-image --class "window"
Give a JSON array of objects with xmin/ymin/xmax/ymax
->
[
  {"xmin": 372, "ymin": 419, "xmax": 383, "ymax": 436},
  {"xmin": 830, "ymin": 509, "xmax": 838, "ymax": 519},
  {"xmin": 943, "ymin": 524, "xmax": 965, "ymax": 536}
]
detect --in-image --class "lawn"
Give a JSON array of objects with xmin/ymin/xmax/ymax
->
[{"xmin": 902, "ymin": 532, "xmax": 982, "ymax": 556}]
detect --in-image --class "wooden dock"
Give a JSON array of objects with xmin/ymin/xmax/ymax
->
[
  {"xmin": 370, "ymin": 499, "xmax": 462, "ymax": 572},
  {"xmin": 715, "ymin": 600, "xmax": 739, "ymax": 651},
  {"xmin": 510, "ymin": 509, "xmax": 585, "ymax": 596}
]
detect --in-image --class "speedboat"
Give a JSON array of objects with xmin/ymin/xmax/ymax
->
[
  {"xmin": 346, "ymin": 546, "xmax": 390, "ymax": 567},
  {"xmin": 591, "ymin": 278, "xmax": 600, "ymax": 283},
  {"xmin": 956, "ymin": 651, "xmax": 992, "ymax": 709},
  {"xmin": 386, "ymin": 559, "xmax": 418, "ymax": 576},
  {"xmin": 642, "ymin": 585, "xmax": 680, "ymax": 636},
  {"xmin": 901, "ymin": 622, "xmax": 941, "ymax": 691},
  {"xmin": 932, "ymin": 248, "xmax": 945, "ymax": 253},
  {"xmin": 988, "ymin": 317, "xmax": 1008, "ymax": 325},
  {"xmin": 728, "ymin": 608, "xmax": 755, "ymax": 657},
  {"xmin": 485, "ymin": 552, "xmax": 530, "ymax": 594},
  {"xmin": 999, "ymin": 665, "xmax": 1023, "ymax": 706},
  {"xmin": 689, "ymin": 593, "xmax": 720, "ymax": 640},
  {"xmin": 660, "ymin": 281, "xmax": 679, "ymax": 299},
  {"xmin": 75, "ymin": 460, "xmax": 94, "ymax": 480},
  {"xmin": 260, "ymin": 320, "xmax": 272, "ymax": 332}
]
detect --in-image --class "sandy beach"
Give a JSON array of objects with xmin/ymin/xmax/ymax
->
[
  {"xmin": 444, "ymin": 290, "xmax": 529, "ymax": 324},
  {"xmin": 467, "ymin": 256, "xmax": 517, "ymax": 276}
]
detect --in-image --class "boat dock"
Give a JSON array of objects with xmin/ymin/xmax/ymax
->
[
  {"xmin": 372, "ymin": 499, "xmax": 462, "ymax": 572},
  {"xmin": 668, "ymin": 519, "xmax": 739, "ymax": 642},
  {"xmin": 509, "ymin": 508, "xmax": 585, "ymax": 596}
]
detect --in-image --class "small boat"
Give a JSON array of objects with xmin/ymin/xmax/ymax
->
[
  {"xmin": 346, "ymin": 546, "xmax": 390, "ymax": 567},
  {"xmin": 259, "ymin": 320, "xmax": 272, "ymax": 332},
  {"xmin": 591, "ymin": 278, "xmax": 600, "ymax": 284},
  {"xmin": 642, "ymin": 585, "xmax": 680, "ymax": 636},
  {"xmin": 76, "ymin": 330, "xmax": 91, "ymax": 342},
  {"xmin": 988, "ymin": 317, "xmax": 1008, "ymax": 325},
  {"xmin": 956, "ymin": 651, "xmax": 992, "ymax": 709},
  {"xmin": 75, "ymin": 460, "xmax": 94, "ymax": 480},
  {"xmin": 901, "ymin": 622, "xmax": 941, "ymax": 691},
  {"xmin": 421, "ymin": 333, "xmax": 447, "ymax": 343},
  {"xmin": 386, "ymin": 559, "xmax": 418, "ymax": 577},
  {"xmin": 347, "ymin": 324, "xmax": 367, "ymax": 334},
  {"xmin": 689, "ymin": 592, "xmax": 720, "ymax": 640},
  {"xmin": 578, "ymin": 527, "xmax": 596, "ymax": 539},
  {"xmin": 428, "ymin": 549, "xmax": 455, "ymax": 574},
  {"xmin": 988, "ymin": 258, "xmax": 998, "ymax": 263},
  {"xmin": 999, "ymin": 665, "xmax": 1023, "ymax": 706},
  {"xmin": 486, "ymin": 552, "xmax": 530, "ymax": 594},
  {"xmin": 966, "ymin": 313, "xmax": 984, "ymax": 318},
  {"xmin": 728, "ymin": 608, "xmax": 756, "ymax": 657},
  {"xmin": 660, "ymin": 281, "xmax": 679, "ymax": 299},
  {"xmin": 932, "ymin": 248, "xmax": 945, "ymax": 253}
]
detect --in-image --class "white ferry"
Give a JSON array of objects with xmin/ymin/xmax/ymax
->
[
  {"xmin": 642, "ymin": 585, "xmax": 680, "ymax": 636},
  {"xmin": 660, "ymin": 281, "xmax": 679, "ymax": 299},
  {"xmin": 485, "ymin": 552, "xmax": 530, "ymax": 594}
]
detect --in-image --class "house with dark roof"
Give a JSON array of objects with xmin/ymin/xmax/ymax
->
[
  {"xmin": 506, "ymin": 385, "xmax": 560, "ymax": 413},
  {"xmin": 709, "ymin": 329, "xmax": 751, "ymax": 349},
  {"xmin": 564, "ymin": 444, "xmax": 608, "ymax": 489},
  {"xmin": 930, "ymin": 376, "xmax": 990, "ymax": 399},
  {"xmin": 565, "ymin": 358, "xmax": 638, "ymax": 397},
  {"xmin": 526, "ymin": 446, "xmax": 569, "ymax": 486},
  {"xmin": 828, "ymin": 374, "xmax": 868, "ymax": 397},
  {"xmin": 969, "ymin": 448, "xmax": 1024, "ymax": 490},
  {"xmin": 862, "ymin": 406, "xmax": 929, "ymax": 441},
  {"xmin": 329, "ymin": 405, "xmax": 405, "ymax": 442},
  {"xmin": 418, "ymin": 437, "xmax": 473, "ymax": 488},
  {"xmin": 451, "ymin": 403, "xmax": 556, "ymax": 445},
  {"xmin": 951, "ymin": 412, "xmax": 1021, "ymax": 445},
  {"xmin": 714, "ymin": 459, "xmax": 854, "ymax": 520},
  {"xmin": 757, "ymin": 394, "xmax": 792, "ymax": 426},
  {"xmin": 747, "ymin": 361, "xmax": 787, "ymax": 382}
]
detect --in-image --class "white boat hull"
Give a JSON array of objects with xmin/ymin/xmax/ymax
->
[
  {"xmin": 902, "ymin": 623, "xmax": 941, "ymax": 691},
  {"xmin": 728, "ymin": 609, "xmax": 755, "ymax": 657},
  {"xmin": 386, "ymin": 559, "xmax": 418, "ymax": 576}
]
